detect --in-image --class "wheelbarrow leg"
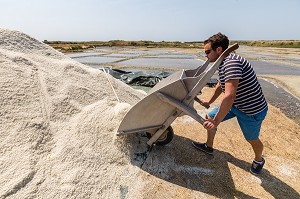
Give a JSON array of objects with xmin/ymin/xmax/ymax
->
[
  {"xmin": 156, "ymin": 92, "xmax": 206, "ymax": 124},
  {"xmin": 147, "ymin": 92, "xmax": 207, "ymax": 146}
]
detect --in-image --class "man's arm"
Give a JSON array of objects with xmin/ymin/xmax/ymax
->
[
  {"xmin": 203, "ymin": 79, "xmax": 239, "ymax": 129},
  {"xmin": 200, "ymin": 82, "xmax": 223, "ymax": 107}
]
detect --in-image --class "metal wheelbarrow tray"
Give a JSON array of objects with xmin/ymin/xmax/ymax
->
[{"xmin": 117, "ymin": 44, "xmax": 239, "ymax": 146}]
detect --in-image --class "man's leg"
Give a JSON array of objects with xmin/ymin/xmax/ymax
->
[
  {"xmin": 247, "ymin": 138, "xmax": 264, "ymax": 162},
  {"xmin": 235, "ymin": 106, "xmax": 268, "ymax": 162},
  {"xmin": 192, "ymin": 115, "xmax": 218, "ymax": 155},
  {"xmin": 206, "ymin": 115, "xmax": 217, "ymax": 148},
  {"xmin": 248, "ymin": 138, "xmax": 265, "ymax": 175},
  {"xmin": 235, "ymin": 106, "xmax": 268, "ymax": 174},
  {"xmin": 192, "ymin": 106, "xmax": 235, "ymax": 155}
]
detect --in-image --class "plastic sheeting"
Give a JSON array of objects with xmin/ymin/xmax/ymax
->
[
  {"xmin": 105, "ymin": 68, "xmax": 172, "ymax": 87},
  {"xmin": 103, "ymin": 67, "xmax": 217, "ymax": 88}
]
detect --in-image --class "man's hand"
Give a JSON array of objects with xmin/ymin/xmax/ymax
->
[
  {"xmin": 200, "ymin": 99, "xmax": 210, "ymax": 107},
  {"xmin": 203, "ymin": 118, "xmax": 218, "ymax": 129}
]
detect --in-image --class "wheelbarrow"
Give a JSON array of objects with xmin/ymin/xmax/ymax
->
[{"xmin": 116, "ymin": 43, "xmax": 239, "ymax": 146}]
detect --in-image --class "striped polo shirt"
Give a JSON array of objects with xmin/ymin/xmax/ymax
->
[{"xmin": 218, "ymin": 53, "xmax": 267, "ymax": 115}]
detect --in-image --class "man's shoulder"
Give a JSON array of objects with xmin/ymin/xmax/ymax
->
[
  {"xmin": 223, "ymin": 53, "xmax": 248, "ymax": 65},
  {"xmin": 225, "ymin": 53, "xmax": 244, "ymax": 61}
]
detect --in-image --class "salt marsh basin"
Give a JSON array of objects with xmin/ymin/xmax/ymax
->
[{"xmin": 67, "ymin": 46, "xmax": 300, "ymax": 124}]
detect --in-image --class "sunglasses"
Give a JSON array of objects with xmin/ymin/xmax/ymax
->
[{"xmin": 204, "ymin": 49, "xmax": 213, "ymax": 55}]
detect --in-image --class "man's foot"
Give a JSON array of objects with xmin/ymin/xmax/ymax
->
[
  {"xmin": 192, "ymin": 142, "xmax": 213, "ymax": 155},
  {"xmin": 250, "ymin": 157, "xmax": 265, "ymax": 175}
]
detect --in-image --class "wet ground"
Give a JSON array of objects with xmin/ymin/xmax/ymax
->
[
  {"xmin": 259, "ymin": 79, "xmax": 300, "ymax": 125},
  {"xmin": 67, "ymin": 46, "xmax": 300, "ymax": 124}
]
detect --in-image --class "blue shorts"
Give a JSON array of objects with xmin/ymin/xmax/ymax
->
[{"xmin": 208, "ymin": 105, "xmax": 268, "ymax": 140}]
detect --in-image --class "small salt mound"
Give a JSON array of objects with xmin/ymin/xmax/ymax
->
[{"xmin": 0, "ymin": 29, "xmax": 147, "ymax": 198}]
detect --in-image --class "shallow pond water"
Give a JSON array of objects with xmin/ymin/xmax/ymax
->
[
  {"xmin": 117, "ymin": 58, "xmax": 203, "ymax": 69},
  {"xmin": 104, "ymin": 53, "xmax": 140, "ymax": 57},
  {"xmin": 145, "ymin": 54, "xmax": 196, "ymax": 59},
  {"xmin": 121, "ymin": 49, "xmax": 171, "ymax": 55},
  {"xmin": 74, "ymin": 56, "xmax": 124, "ymax": 63},
  {"xmin": 67, "ymin": 52, "xmax": 107, "ymax": 58},
  {"xmin": 250, "ymin": 60, "xmax": 300, "ymax": 75}
]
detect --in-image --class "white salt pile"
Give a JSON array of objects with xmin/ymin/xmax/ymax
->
[{"xmin": 0, "ymin": 29, "xmax": 149, "ymax": 198}]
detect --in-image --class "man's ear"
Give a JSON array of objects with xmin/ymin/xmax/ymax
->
[{"xmin": 216, "ymin": 46, "xmax": 223, "ymax": 55}]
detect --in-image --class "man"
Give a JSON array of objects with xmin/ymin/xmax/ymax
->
[{"xmin": 192, "ymin": 33, "xmax": 268, "ymax": 175}]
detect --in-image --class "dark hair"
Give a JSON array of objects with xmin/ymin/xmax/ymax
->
[{"xmin": 204, "ymin": 32, "xmax": 229, "ymax": 51}]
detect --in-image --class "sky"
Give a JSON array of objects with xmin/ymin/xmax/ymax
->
[{"xmin": 0, "ymin": 0, "xmax": 299, "ymax": 42}]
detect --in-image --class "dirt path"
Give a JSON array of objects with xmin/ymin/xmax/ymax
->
[{"xmin": 137, "ymin": 87, "xmax": 300, "ymax": 198}]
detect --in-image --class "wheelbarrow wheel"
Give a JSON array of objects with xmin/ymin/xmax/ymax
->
[{"xmin": 146, "ymin": 126, "xmax": 174, "ymax": 146}]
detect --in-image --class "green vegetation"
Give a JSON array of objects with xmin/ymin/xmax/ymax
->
[
  {"xmin": 231, "ymin": 40, "xmax": 300, "ymax": 48},
  {"xmin": 44, "ymin": 39, "xmax": 300, "ymax": 53},
  {"xmin": 44, "ymin": 40, "xmax": 203, "ymax": 52}
]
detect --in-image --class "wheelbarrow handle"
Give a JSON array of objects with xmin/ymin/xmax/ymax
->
[{"xmin": 194, "ymin": 96, "xmax": 210, "ymax": 109}]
